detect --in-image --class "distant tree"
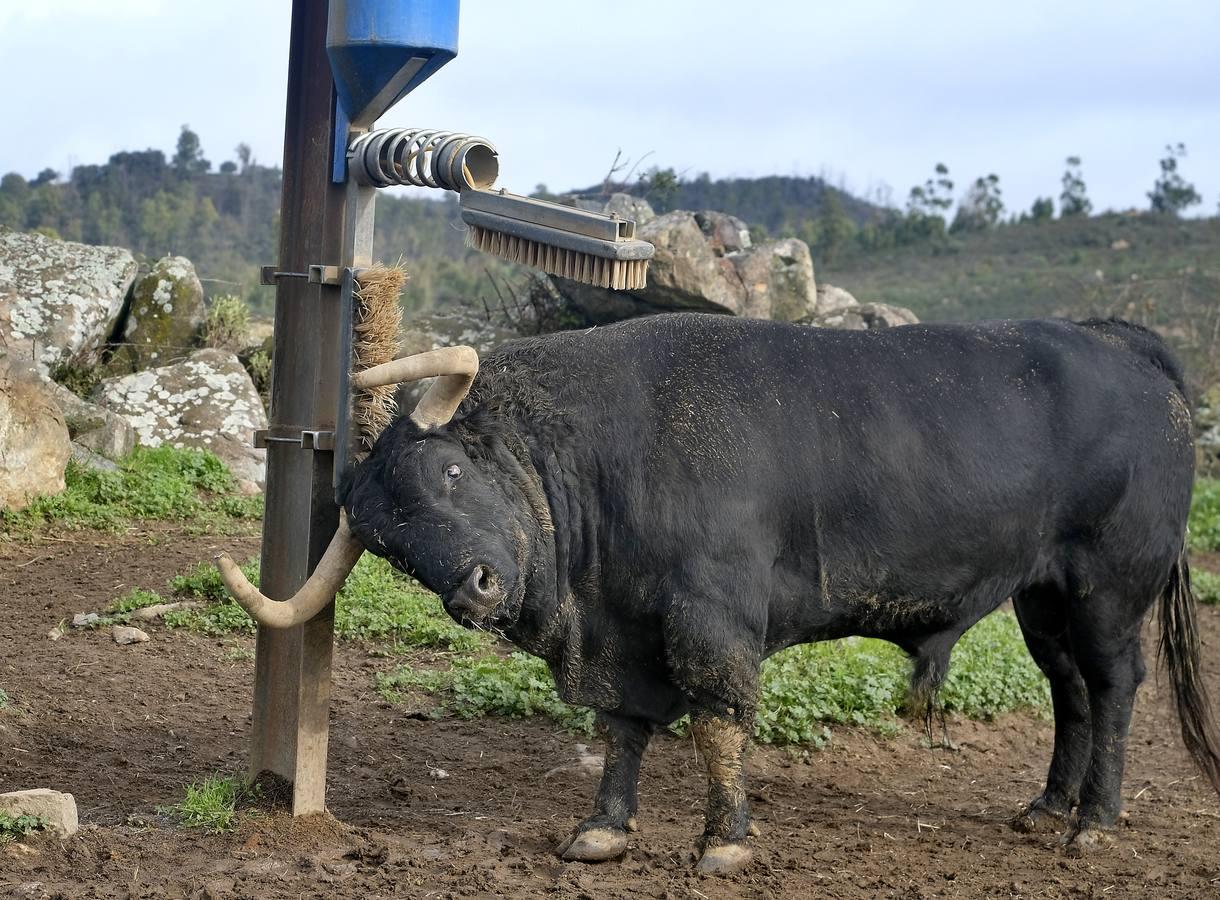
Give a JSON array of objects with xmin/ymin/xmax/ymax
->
[
  {"xmin": 219, "ymin": 161, "xmax": 238, "ymax": 175},
  {"xmin": 810, "ymin": 189, "xmax": 857, "ymax": 262},
  {"xmin": 0, "ymin": 172, "xmax": 29, "ymax": 226},
  {"xmin": 1029, "ymin": 196, "xmax": 1054, "ymax": 223},
  {"xmin": 907, "ymin": 162, "xmax": 954, "ymax": 217},
  {"xmin": 32, "ymin": 168, "xmax": 59, "ymax": 186},
  {"xmin": 173, "ymin": 125, "xmax": 211, "ymax": 176},
  {"xmin": 903, "ymin": 163, "xmax": 954, "ymax": 241},
  {"xmin": 235, "ymin": 142, "xmax": 253, "ymax": 172},
  {"xmin": 1060, "ymin": 156, "xmax": 1091, "ymax": 218},
  {"xmin": 1148, "ymin": 143, "xmax": 1201, "ymax": 215},
  {"xmin": 951, "ymin": 174, "xmax": 1004, "ymax": 232},
  {"xmin": 639, "ymin": 166, "xmax": 680, "ymax": 210}
]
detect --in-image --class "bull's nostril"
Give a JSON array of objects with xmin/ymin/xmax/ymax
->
[{"xmin": 477, "ymin": 566, "xmax": 492, "ymax": 592}]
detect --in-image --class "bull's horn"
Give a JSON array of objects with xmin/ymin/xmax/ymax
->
[
  {"xmin": 352, "ymin": 345, "xmax": 479, "ymax": 427},
  {"xmin": 216, "ymin": 510, "xmax": 365, "ymax": 628}
]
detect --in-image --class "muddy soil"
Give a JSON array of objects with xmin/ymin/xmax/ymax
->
[{"xmin": 2, "ymin": 527, "xmax": 1219, "ymax": 898}]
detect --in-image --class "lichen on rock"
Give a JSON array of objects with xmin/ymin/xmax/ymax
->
[
  {"xmin": 0, "ymin": 228, "xmax": 138, "ymax": 376},
  {"xmin": 118, "ymin": 255, "xmax": 206, "ymax": 370},
  {"xmin": 90, "ymin": 348, "xmax": 268, "ymax": 484}
]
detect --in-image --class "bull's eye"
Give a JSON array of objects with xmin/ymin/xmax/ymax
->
[{"xmin": 444, "ymin": 463, "xmax": 462, "ymax": 482}]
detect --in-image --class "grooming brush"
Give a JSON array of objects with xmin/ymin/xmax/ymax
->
[{"xmin": 460, "ymin": 188, "xmax": 653, "ymax": 290}]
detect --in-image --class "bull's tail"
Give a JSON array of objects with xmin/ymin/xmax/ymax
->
[{"xmin": 1159, "ymin": 549, "xmax": 1220, "ymax": 796}]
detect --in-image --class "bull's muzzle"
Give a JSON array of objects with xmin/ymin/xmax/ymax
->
[{"xmin": 444, "ymin": 564, "xmax": 507, "ymax": 627}]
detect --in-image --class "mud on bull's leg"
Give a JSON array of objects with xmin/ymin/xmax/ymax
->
[
  {"xmin": 691, "ymin": 712, "xmax": 754, "ymax": 875},
  {"xmin": 557, "ymin": 714, "xmax": 653, "ymax": 862}
]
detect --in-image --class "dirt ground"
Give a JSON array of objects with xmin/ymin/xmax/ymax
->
[{"xmin": 2, "ymin": 527, "xmax": 1220, "ymax": 899}]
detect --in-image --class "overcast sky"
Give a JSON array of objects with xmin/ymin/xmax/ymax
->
[{"xmin": 2, "ymin": 0, "xmax": 1218, "ymax": 217}]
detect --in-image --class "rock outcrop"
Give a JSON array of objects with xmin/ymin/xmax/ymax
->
[
  {"xmin": 0, "ymin": 229, "xmax": 138, "ymax": 376},
  {"xmin": 805, "ymin": 301, "xmax": 920, "ymax": 330},
  {"xmin": 44, "ymin": 380, "xmax": 137, "ymax": 460},
  {"xmin": 401, "ymin": 309, "xmax": 522, "ymax": 358},
  {"xmin": 90, "ymin": 348, "xmax": 267, "ymax": 484},
  {"xmin": 547, "ymin": 204, "xmax": 818, "ymax": 324},
  {"xmin": 814, "ymin": 283, "xmax": 859, "ymax": 314},
  {"xmin": 120, "ymin": 256, "xmax": 206, "ymax": 369},
  {"xmin": 729, "ymin": 238, "xmax": 818, "ymax": 321},
  {"xmin": 0, "ymin": 352, "xmax": 72, "ymax": 510}
]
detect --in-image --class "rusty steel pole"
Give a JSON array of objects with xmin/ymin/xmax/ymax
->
[{"xmin": 249, "ymin": 0, "xmax": 346, "ymax": 815}]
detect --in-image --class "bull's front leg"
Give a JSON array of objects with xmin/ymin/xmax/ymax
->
[
  {"xmin": 690, "ymin": 711, "xmax": 754, "ymax": 874},
  {"xmin": 557, "ymin": 713, "xmax": 653, "ymax": 862}
]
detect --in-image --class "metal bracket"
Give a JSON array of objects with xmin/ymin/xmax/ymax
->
[
  {"xmin": 308, "ymin": 265, "xmax": 343, "ymax": 285},
  {"xmin": 253, "ymin": 428, "xmax": 336, "ymax": 451},
  {"xmin": 260, "ymin": 265, "xmax": 344, "ymax": 286}
]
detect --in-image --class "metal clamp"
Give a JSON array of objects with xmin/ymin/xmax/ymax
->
[
  {"xmin": 254, "ymin": 428, "xmax": 336, "ymax": 451},
  {"xmin": 260, "ymin": 265, "xmax": 344, "ymax": 286}
]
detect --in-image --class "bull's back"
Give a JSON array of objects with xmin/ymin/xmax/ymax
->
[{"xmin": 481, "ymin": 314, "xmax": 1192, "ymax": 618}]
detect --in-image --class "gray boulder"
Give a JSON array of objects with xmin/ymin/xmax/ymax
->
[
  {"xmin": 806, "ymin": 301, "xmax": 920, "ymax": 330},
  {"xmin": 548, "ymin": 209, "xmax": 820, "ymax": 325},
  {"xmin": 120, "ymin": 256, "xmax": 206, "ymax": 369},
  {"xmin": 555, "ymin": 211, "xmax": 748, "ymax": 322},
  {"xmin": 815, "ymin": 283, "xmax": 860, "ymax": 314},
  {"xmin": 0, "ymin": 229, "xmax": 137, "ymax": 376},
  {"xmin": 70, "ymin": 443, "xmax": 120, "ymax": 474},
  {"xmin": 0, "ymin": 789, "xmax": 79, "ymax": 838},
  {"xmin": 44, "ymin": 380, "xmax": 137, "ymax": 460},
  {"xmin": 696, "ymin": 211, "xmax": 751, "ymax": 254},
  {"xmin": 0, "ymin": 353, "xmax": 71, "ymax": 510},
  {"xmin": 605, "ymin": 193, "xmax": 656, "ymax": 226},
  {"xmin": 728, "ymin": 238, "xmax": 817, "ymax": 321},
  {"xmin": 401, "ymin": 308, "xmax": 522, "ymax": 358},
  {"xmin": 90, "ymin": 348, "xmax": 267, "ymax": 484}
]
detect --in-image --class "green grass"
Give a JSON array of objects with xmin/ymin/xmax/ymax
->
[
  {"xmin": 378, "ymin": 610, "xmax": 1049, "ymax": 746},
  {"xmin": 158, "ymin": 775, "xmax": 252, "ymax": 832},
  {"xmin": 1190, "ymin": 478, "xmax": 1220, "ymax": 553},
  {"xmin": 0, "ymin": 812, "xmax": 47, "ymax": 843},
  {"xmin": 0, "ymin": 446, "xmax": 263, "ymax": 535},
  {"xmin": 0, "ymin": 688, "xmax": 9, "ymax": 709},
  {"xmin": 1193, "ymin": 569, "xmax": 1220, "ymax": 605},
  {"xmin": 377, "ymin": 652, "xmax": 596, "ymax": 734}
]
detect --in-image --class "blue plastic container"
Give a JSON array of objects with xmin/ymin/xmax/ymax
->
[{"xmin": 326, "ymin": 0, "xmax": 460, "ymax": 128}]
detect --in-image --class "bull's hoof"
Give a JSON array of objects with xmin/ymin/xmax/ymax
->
[
  {"xmin": 556, "ymin": 826, "xmax": 628, "ymax": 862},
  {"xmin": 1061, "ymin": 824, "xmax": 1115, "ymax": 857},
  {"xmin": 695, "ymin": 841, "xmax": 753, "ymax": 875},
  {"xmin": 1011, "ymin": 802, "xmax": 1069, "ymax": 834}
]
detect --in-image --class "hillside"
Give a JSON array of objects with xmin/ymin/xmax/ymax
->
[
  {"xmin": 822, "ymin": 213, "xmax": 1220, "ymax": 382},
  {"xmin": 3, "ymin": 133, "xmax": 1218, "ymax": 385}
]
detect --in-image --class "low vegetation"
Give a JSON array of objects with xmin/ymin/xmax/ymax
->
[
  {"xmin": 0, "ymin": 446, "xmax": 262, "ymax": 535},
  {"xmin": 158, "ymin": 775, "xmax": 253, "ymax": 832},
  {"xmin": 1189, "ymin": 477, "xmax": 1220, "ymax": 553},
  {"xmin": 377, "ymin": 611, "xmax": 1049, "ymax": 745},
  {"xmin": 0, "ymin": 812, "xmax": 47, "ymax": 843}
]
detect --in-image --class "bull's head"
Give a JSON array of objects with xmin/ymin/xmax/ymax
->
[{"xmin": 216, "ymin": 346, "xmax": 481, "ymax": 629}]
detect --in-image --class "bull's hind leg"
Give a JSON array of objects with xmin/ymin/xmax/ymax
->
[
  {"xmin": 557, "ymin": 713, "xmax": 653, "ymax": 862},
  {"xmin": 1062, "ymin": 597, "xmax": 1147, "ymax": 855},
  {"xmin": 1011, "ymin": 585, "xmax": 1092, "ymax": 834}
]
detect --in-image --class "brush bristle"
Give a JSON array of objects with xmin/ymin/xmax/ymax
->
[
  {"xmin": 352, "ymin": 263, "xmax": 406, "ymax": 453},
  {"xmin": 465, "ymin": 224, "xmax": 649, "ymax": 290}
]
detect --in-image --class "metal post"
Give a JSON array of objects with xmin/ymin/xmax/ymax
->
[{"xmin": 249, "ymin": 0, "xmax": 347, "ymax": 815}]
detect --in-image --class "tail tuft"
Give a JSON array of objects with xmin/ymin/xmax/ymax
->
[{"xmin": 1159, "ymin": 551, "xmax": 1220, "ymax": 795}]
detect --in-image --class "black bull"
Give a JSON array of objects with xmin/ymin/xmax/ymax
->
[{"xmin": 342, "ymin": 312, "xmax": 1220, "ymax": 873}]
